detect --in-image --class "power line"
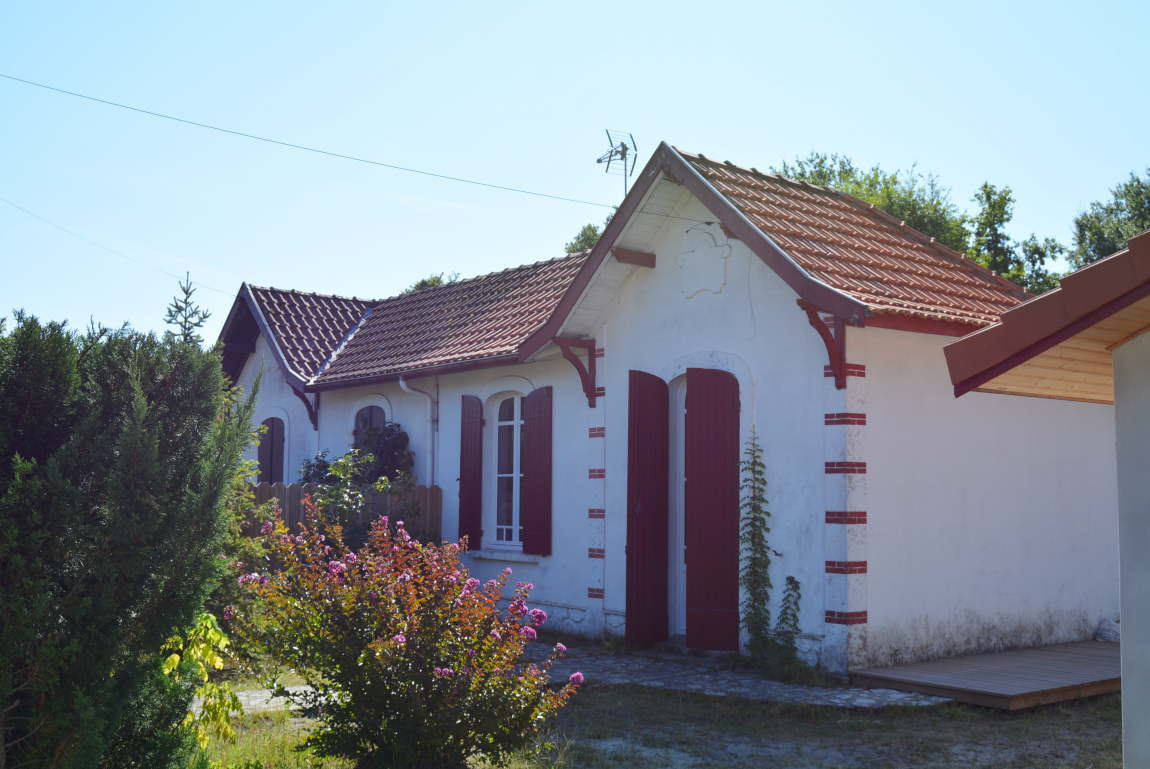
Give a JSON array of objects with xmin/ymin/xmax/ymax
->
[
  {"xmin": 0, "ymin": 195, "xmax": 232, "ymax": 296},
  {"xmin": 0, "ymin": 73, "xmax": 616, "ymax": 210}
]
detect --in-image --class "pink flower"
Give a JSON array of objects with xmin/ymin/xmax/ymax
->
[
  {"xmin": 393, "ymin": 634, "xmax": 406, "ymax": 644},
  {"xmin": 260, "ymin": 520, "xmax": 274, "ymax": 535},
  {"xmin": 319, "ymin": 535, "xmax": 325, "ymax": 542},
  {"xmin": 328, "ymin": 561, "xmax": 347, "ymax": 576},
  {"xmin": 528, "ymin": 608, "xmax": 548, "ymax": 626},
  {"xmin": 569, "ymin": 672, "xmax": 584, "ymax": 685},
  {"xmin": 223, "ymin": 605, "xmax": 235, "ymax": 620},
  {"xmin": 467, "ymin": 648, "xmax": 476, "ymax": 657},
  {"xmin": 258, "ymin": 574, "xmax": 270, "ymax": 586},
  {"xmin": 504, "ymin": 567, "xmax": 513, "ymax": 575},
  {"xmin": 509, "ymin": 599, "xmax": 528, "ymax": 618},
  {"xmin": 519, "ymin": 626, "xmax": 537, "ymax": 640},
  {"xmin": 490, "ymin": 630, "xmax": 501, "ymax": 640},
  {"xmin": 344, "ymin": 552, "xmax": 357, "ymax": 564},
  {"xmin": 295, "ymin": 536, "xmax": 304, "ymax": 544},
  {"xmin": 555, "ymin": 643, "xmax": 567, "ymax": 653},
  {"xmin": 324, "ymin": 545, "xmax": 331, "ymax": 554}
]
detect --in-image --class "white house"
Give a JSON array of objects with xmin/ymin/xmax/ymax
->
[
  {"xmin": 219, "ymin": 142, "xmax": 1119, "ymax": 676},
  {"xmin": 944, "ymin": 229, "xmax": 1148, "ymax": 763}
]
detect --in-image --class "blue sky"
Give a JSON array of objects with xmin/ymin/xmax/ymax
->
[{"xmin": 2, "ymin": 0, "xmax": 1147, "ymax": 341}]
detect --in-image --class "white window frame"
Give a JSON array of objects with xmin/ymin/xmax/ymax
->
[{"xmin": 490, "ymin": 393, "xmax": 524, "ymax": 550}]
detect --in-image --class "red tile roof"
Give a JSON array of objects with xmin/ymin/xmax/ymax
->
[
  {"xmin": 302, "ymin": 254, "xmax": 588, "ymax": 387},
  {"xmin": 247, "ymin": 286, "xmax": 376, "ymax": 378},
  {"xmin": 681, "ymin": 151, "xmax": 1029, "ymax": 327}
]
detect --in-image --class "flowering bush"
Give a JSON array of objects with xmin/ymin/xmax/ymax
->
[{"xmin": 231, "ymin": 499, "xmax": 579, "ymax": 768}]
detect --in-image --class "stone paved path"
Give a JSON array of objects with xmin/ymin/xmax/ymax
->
[{"xmin": 235, "ymin": 647, "xmax": 948, "ymax": 712}]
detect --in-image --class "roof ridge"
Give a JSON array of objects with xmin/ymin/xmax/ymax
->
[
  {"xmin": 248, "ymin": 284, "xmax": 381, "ymax": 304},
  {"xmin": 369, "ymin": 252, "xmax": 589, "ymax": 308},
  {"xmin": 675, "ymin": 147, "xmax": 839, "ymax": 196}
]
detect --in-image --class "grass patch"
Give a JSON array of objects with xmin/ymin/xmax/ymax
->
[
  {"xmin": 207, "ymin": 684, "xmax": 1121, "ymax": 768},
  {"xmin": 204, "ymin": 710, "xmax": 352, "ymax": 769}
]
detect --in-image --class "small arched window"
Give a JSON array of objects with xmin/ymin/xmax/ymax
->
[
  {"xmin": 258, "ymin": 417, "xmax": 285, "ymax": 484},
  {"xmin": 354, "ymin": 405, "xmax": 387, "ymax": 444}
]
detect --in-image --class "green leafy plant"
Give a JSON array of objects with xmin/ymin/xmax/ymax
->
[
  {"xmin": 161, "ymin": 613, "xmax": 244, "ymax": 748},
  {"xmin": 231, "ymin": 501, "xmax": 580, "ymax": 768},
  {"xmin": 739, "ymin": 433, "xmax": 811, "ymax": 681},
  {"xmin": 739, "ymin": 431, "xmax": 773, "ymax": 664}
]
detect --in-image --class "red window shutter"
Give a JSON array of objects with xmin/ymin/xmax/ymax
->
[
  {"xmin": 521, "ymin": 386, "xmax": 553, "ymax": 556},
  {"xmin": 685, "ymin": 368, "xmax": 741, "ymax": 651},
  {"xmin": 259, "ymin": 417, "xmax": 284, "ymax": 484},
  {"xmin": 459, "ymin": 395, "xmax": 484, "ymax": 550},
  {"xmin": 625, "ymin": 370, "xmax": 670, "ymax": 644}
]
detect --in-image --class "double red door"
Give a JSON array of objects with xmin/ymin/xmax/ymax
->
[{"xmin": 626, "ymin": 368, "xmax": 740, "ymax": 650}]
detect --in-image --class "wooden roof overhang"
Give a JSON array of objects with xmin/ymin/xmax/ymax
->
[{"xmin": 944, "ymin": 231, "xmax": 1150, "ymax": 404}]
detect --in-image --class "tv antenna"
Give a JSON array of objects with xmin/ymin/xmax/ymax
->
[{"xmin": 597, "ymin": 130, "xmax": 638, "ymax": 196}]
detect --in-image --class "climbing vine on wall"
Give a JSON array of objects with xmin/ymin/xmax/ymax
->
[
  {"xmin": 739, "ymin": 433, "xmax": 809, "ymax": 678},
  {"xmin": 739, "ymin": 431, "xmax": 773, "ymax": 664}
]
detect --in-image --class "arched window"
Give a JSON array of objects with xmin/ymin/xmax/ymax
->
[
  {"xmin": 354, "ymin": 405, "xmax": 386, "ymax": 444},
  {"xmin": 494, "ymin": 395, "xmax": 525, "ymax": 545},
  {"xmin": 258, "ymin": 417, "xmax": 285, "ymax": 484}
]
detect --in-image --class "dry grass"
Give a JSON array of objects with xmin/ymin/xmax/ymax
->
[{"xmin": 208, "ymin": 685, "xmax": 1122, "ymax": 769}]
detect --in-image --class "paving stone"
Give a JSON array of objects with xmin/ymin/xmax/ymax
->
[{"xmin": 235, "ymin": 647, "xmax": 949, "ymax": 713}]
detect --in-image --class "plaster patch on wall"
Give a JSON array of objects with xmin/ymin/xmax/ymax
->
[{"xmin": 677, "ymin": 233, "xmax": 731, "ymax": 298}]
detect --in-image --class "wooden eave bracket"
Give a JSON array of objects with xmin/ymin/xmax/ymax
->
[
  {"xmin": 292, "ymin": 386, "xmax": 319, "ymax": 429},
  {"xmin": 554, "ymin": 336, "xmax": 597, "ymax": 407},
  {"xmin": 612, "ymin": 247, "xmax": 656, "ymax": 268},
  {"xmin": 798, "ymin": 300, "xmax": 847, "ymax": 390}
]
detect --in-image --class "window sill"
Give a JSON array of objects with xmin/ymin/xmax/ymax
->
[{"xmin": 469, "ymin": 549, "xmax": 542, "ymax": 564}]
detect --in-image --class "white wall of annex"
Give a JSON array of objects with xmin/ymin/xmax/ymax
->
[
  {"xmin": 865, "ymin": 326, "xmax": 1119, "ymax": 666},
  {"xmin": 1114, "ymin": 330, "xmax": 1150, "ymax": 767}
]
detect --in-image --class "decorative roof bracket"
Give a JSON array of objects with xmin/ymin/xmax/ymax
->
[
  {"xmin": 555, "ymin": 336, "xmax": 597, "ymax": 407},
  {"xmin": 292, "ymin": 387, "xmax": 320, "ymax": 430},
  {"xmin": 798, "ymin": 300, "xmax": 847, "ymax": 390}
]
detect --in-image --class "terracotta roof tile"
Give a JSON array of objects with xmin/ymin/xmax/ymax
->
[
  {"xmin": 248, "ymin": 286, "xmax": 376, "ymax": 378},
  {"xmin": 682, "ymin": 151, "xmax": 1027, "ymax": 327},
  {"xmin": 309, "ymin": 253, "xmax": 587, "ymax": 386}
]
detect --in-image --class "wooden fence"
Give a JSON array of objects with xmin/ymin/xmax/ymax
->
[{"xmin": 250, "ymin": 482, "xmax": 443, "ymax": 538}]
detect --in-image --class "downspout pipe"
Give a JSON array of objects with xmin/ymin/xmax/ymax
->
[{"xmin": 399, "ymin": 376, "xmax": 437, "ymax": 487}]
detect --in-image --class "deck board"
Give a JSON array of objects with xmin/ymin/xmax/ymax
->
[{"xmin": 850, "ymin": 641, "xmax": 1120, "ymax": 710}]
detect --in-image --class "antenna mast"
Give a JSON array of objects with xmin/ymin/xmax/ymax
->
[{"xmin": 596, "ymin": 130, "xmax": 638, "ymax": 196}]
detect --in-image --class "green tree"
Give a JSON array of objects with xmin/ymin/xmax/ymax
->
[
  {"xmin": 1070, "ymin": 168, "xmax": 1150, "ymax": 269},
  {"xmin": 773, "ymin": 152, "xmax": 970, "ymax": 254},
  {"xmin": 565, "ymin": 213, "xmax": 614, "ymax": 253},
  {"xmin": 404, "ymin": 271, "xmax": 459, "ymax": 293},
  {"xmin": 0, "ymin": 305, "xmax": 254, "ymax": 768},
  {"xmin": 967, "ymin": 183, "xmax": 1062, "ymax": 295}
]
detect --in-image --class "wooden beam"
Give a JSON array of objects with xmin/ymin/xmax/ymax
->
[{"xmin": 612, "ymin": 247, "xmax": 656, "ymax": 269}]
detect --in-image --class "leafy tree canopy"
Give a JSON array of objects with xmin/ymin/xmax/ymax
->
[
  {"xmin": 404, "ymin": 271, "xmax": 459, "ymax": 293},
  {"xmin": 564, "ymin": 213, "xmax": 614, "ymax": 254},
  {"xmin": 772, "ymin": 152, "xmax": 970, "ymax": 255},
  {"xmin": 1070, "ymin": 168, "xmax": 1150, "ymax": 269}
]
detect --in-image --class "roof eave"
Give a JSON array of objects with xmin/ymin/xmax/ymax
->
[{"xmin": 306, "ymin": 353, "xmax": 521, "ymax": 392}]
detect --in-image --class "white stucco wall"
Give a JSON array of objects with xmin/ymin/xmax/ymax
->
[
  {"xmin": 236, "ymin": 336, "xmax": 319, "ymax": 476},
  {"xmin": 1114, "ymin": 330, "xmax": 1150, "ymax": 767},
  {"xmin": 865, "ymin": 326, "xmax": 1119, "ymax": 666}
]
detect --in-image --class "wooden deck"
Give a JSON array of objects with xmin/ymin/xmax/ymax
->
[{"xmin": 850, "ymin": 641, "xmax": 1120, "ymax": 710}]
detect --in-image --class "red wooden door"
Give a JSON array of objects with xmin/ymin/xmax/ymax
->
[
  {"xmin": 685, "ymin": 368, "xmax": 740, "ymax": 650},
  {"xmin": 625, "ymin": 370, "xmax": 670, "ymax": 644}
]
